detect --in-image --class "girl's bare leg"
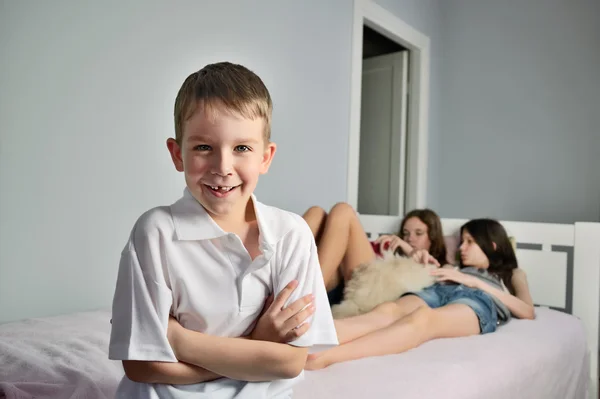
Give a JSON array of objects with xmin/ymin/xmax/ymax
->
[
  {"xmin": 302, "ymin": 206, "xmax": 328, "ymax": 244},
  {"xmin": 335, "ymin": 295, "xmax": 427, "ymax": 344},
  {"xmin": 306, "ymin": 304, "xmax": 480, "ymax": 370},
  {"xmin": 315, "ymin": 202, "xmax": 376, "ymax": 291}
]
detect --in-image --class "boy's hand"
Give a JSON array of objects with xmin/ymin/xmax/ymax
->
[{"xmin": 250, "ymin": 280, "xmax": 315, "ymax": 343}]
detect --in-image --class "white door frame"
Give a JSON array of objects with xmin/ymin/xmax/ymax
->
[{"xmin": 347, "ymin": 0, "xmax": 431, "ymax": 214}]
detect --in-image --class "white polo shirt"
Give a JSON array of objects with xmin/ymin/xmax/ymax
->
[{"xmin": 109, "ymin": 188, "xmax": 338, "ymax": 399}]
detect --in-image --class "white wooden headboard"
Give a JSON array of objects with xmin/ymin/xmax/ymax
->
[{"xmin": 358, "ymin": 214, "xmax": 600, "ymax": 399}]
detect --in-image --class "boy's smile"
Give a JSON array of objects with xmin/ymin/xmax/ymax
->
[{"xmin": 204, "ymin": 184, "xmax": 239, "ymax": 197}]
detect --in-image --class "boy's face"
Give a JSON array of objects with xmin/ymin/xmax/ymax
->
[{"xmin": 167, "ymin": 105, "xmax": 276, "ymax": 223}]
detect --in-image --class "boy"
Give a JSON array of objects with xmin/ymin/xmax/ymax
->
[{"xmin": 109, "ymin": 62, "xmax": 338, "ymax": 398}]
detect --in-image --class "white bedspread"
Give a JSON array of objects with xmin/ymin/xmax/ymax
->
[
  {"xmin": 0, "ymin": 307, "xmax": 588, "ymax": 399},
  {"xmin": 0, "ymin": 310, "xmax": 122, "ymax": 399},
  {"xmin": 294, "ymin": 307, "xmax": 589, "ymax": 399}
]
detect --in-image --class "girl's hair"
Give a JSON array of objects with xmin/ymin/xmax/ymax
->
[
  {"xmin": 460, "ymin": 218, "xmax": 518, "ymax": 294},
  {"xmin": 398, "ymin": 209, "xmax": 447, "ymax": 266}
]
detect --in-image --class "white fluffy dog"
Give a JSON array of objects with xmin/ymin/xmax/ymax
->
[{"xmin": 331, "ymin": 251, "xmax": 452, "ymax": 319}]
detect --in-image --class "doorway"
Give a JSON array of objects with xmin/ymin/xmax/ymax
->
[
  {"xmin": 347, "ymin": 0, "xmax": 431, "ymax": 217},
  {"xmin": 357, "ymin": 25, "xmax": 409, "ymax": 216}
]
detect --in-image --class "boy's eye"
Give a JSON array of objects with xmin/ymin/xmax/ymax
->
[
  {"xmin": 235, "ymin": 145, "xmax": 251, "ymax": 152},
  {"xmin": 194, "ymin": 145, "xmax": 211, "ymax": 151}
]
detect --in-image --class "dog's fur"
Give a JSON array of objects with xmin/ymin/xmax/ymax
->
[{"xmin": 331, "ymin": 251, "xmax": 455, "ymax": 319}]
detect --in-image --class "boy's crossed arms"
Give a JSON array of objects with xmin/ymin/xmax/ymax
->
[{"xmin": 123, "ymin": 280, "xmax": 314, "ymax": 384}]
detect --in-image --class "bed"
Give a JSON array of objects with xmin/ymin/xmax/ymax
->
[
  {"xmin": 296, "ymin": 307, "xmax": 589, "ymax": 399},
  {"xmin": 1, "ymin": 216, "xmax": 599, "ymax": 399}
]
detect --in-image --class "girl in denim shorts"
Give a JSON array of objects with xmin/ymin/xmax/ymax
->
[{"xmin": 306, "ymin": 218, "xmax": 536, "ymax": 370}]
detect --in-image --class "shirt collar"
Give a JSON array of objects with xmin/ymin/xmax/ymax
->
[{"xmin": 171, "ymin": 188, "xmax": 278, "ymax": 249}]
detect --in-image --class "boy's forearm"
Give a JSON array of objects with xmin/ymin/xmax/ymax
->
[
  {"xmin": 122, "ymin": 360, "xmax": 222, "ymax": 385},
  {"xmin": 173, "ymin": 329, "xmax": 307, "ymax": 382}
]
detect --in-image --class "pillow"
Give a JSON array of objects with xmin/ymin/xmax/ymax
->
[{"xmin": 444, "ymin": 234, "xmax": 460, "ymax": 265}]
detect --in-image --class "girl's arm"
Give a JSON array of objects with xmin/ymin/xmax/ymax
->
[
  {"xmin": 397, "ymin": 238, "xmax": 414, "ymax": 257},
  {"xmin": 430, "ymin": 268, "xmax": 535, "ymax": 320},
  {"xmin": 510, "ymin": 268, "xmax": 534, "ymax": 306},
  {"xmin": 474, "ymin": 269, "xmax": 535, "ymax": 320}
]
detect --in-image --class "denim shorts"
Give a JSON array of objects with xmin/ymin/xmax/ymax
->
[{"xmin": 405, "ymin": 283, "xmax": 498, "ymax": 334}]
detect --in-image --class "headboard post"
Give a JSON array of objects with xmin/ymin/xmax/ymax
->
[{"xmin": 573, "ymin": 222, "xmax": 600, "ymax": 399}]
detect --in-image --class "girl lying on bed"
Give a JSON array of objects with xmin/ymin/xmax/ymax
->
[
  {"xmin": 304, "ymin": 218, "xmax": 535, "ymax": 370},
  {"xmin": 302, "ymin": 203, "xmax": 447, "ymax": 305}
]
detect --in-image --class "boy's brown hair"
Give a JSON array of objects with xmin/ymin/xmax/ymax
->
[{"xmin": 173, "ymin": 62, "xmax": 273, "ymax": 145}]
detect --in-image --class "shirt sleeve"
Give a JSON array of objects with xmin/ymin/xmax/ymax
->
[
  {"xmin": 275, "ymin": 216, "xmax": 339, "ymax": 353},
  {"xmin": 108, "ymin": 218, "xmax": 177, "ymax": 362}
]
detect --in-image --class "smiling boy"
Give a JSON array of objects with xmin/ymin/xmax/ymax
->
[{"xmin": 109, "ymin": 62, "xmax": 338, "ymax": 399}]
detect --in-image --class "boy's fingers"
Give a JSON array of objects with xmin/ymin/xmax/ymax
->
[
  {"xmin": 281, "ymin": 294, "xmax": 314, "ymax": 319},
  {"xmin": 285, "ymin": 321, "xmax": 312, "ymax": 342},
  {"xmin": 272, "ymin": 280, "xmax": 298, "ymax": 311},
  {"xmin": 282, "ymin": 304, "xmax": 315, "ymax": 333}
]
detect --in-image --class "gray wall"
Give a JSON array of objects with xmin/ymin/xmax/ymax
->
[
  {"xmin": 434, "ymin": 0, "xmax": 600, "ymax": 223},
  {"xmin": 0, "ymin": 0, "xmax": 442, "ymax": 323},
  {"xmin": 4, "ymin": 0, "xmax": 596, "ymax": 324}
]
